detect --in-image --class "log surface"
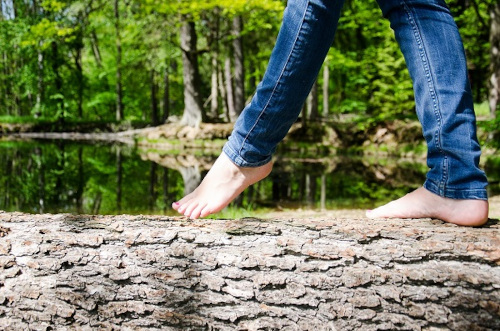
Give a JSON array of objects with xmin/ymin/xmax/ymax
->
[{"xmin": 0, "ymin": 212, "xmax": 499, "ymax": 330}]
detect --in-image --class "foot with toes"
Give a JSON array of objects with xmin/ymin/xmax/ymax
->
[
  {"xmin": 366, "ymin": 187, "xmax": 488, "ymax": 226},
  {"xmin": 172, "ymin": 152, "xmax": 272, "ymax": 219}
]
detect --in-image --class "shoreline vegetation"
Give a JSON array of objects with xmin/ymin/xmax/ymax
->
[{"xmin": 1, "ymin": 117, "xmax": 498, "ymax": 158}]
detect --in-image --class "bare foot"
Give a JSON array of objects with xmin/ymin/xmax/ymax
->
[
  {"xmin": 366, "ymin": 187, "xmax": 489, "ymax": 226},
  {"xmin": 172, "ymin": 153, "xmax": 273, "ymax": 219}
]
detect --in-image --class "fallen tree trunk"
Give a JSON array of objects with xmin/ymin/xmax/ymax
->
[{"xmin": 0, "ymin": 212, "xmax": 498, "ymax": 330}]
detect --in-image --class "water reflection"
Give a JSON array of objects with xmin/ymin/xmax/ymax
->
[{"xmin": 0, "ymin": 140, "xmax": 497, "ymax": 215}]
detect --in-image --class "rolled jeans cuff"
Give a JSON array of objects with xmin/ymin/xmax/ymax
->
[
  {"xmin": 223, "ymin": 143, "xmax": 273, "ymax": 168},
  {"xmin": 424, "ymin": 180, "xmax": 488, "ymax": 201}
]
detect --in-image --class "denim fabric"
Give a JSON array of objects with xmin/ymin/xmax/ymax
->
[{"xmin": 223, "ymin": 0, "xmax": 488, "ymax": 200}]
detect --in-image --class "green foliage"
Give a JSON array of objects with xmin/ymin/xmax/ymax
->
[
  {"xmin": 0, "ymin": 0, "xmax": 494, "ymax": 128},
  {"xmin": 327, "ymin": 2, "xmax": 414, "ymax": 119},
  {"xmin": 449, "ymin": 0, "xmax": 493, "ymax": 102}
]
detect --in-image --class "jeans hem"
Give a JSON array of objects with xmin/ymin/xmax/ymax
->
[
  {"xmin": 223, "ymin": 144, "xmax": 272, "ymax": 168},
  {"xmin": 424, "ymin": 180, "xmax": 488, "ymax": 200}
]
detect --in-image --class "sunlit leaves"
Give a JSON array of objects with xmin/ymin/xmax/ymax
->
[
  {"xmin": 22, "ymin": 18, "xmax": 76, "ymax": 49},
  {"xmin": 40, "ymin": 0, "xmax": 66, "ymax": 13}
]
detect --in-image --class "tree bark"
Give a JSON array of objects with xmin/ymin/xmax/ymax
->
[
  {"xmin": 232, "ymin": 16, "xmax": 245, "ymax": 116},
  {"xmin": 490, "ymin": 2, "xmax": 500, "ymax": 118},
  {"xmin": 0, "ymin": 214, "xmax": 498, "ymax": 330},
  {"xmin": 180, "ymin": 19, "xmax": 204, "ymax": 127}
]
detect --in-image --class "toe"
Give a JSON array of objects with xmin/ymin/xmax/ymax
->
[
  {"xmin": 199, "ymin": 205, "xmax": 214, "ymax": 218},
  {"xmin": 190, "ymin": 204, "xmax": 207, "ymax": 220},
  {"xmin": 183, "ymin": 201, "xmax": 200, "ymax": 219}
]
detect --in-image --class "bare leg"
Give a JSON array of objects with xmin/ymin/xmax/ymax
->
[
  {"xmin": 366, "ymin": 187, "xmax": 489, "ymax": 226},
  {"xmin": 172, "ymin": 152, "xmax": 272, "ymax": 219}
]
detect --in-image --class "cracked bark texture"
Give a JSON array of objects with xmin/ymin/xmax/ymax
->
[{"xmin": 0, "ymin": 212, "xmax": 499, "ymax": 331}]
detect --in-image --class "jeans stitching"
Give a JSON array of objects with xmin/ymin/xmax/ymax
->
[
  {"xmin": 401, "ymin": 0, "xmax": 448, "ymax": 196},
  {"xmin": 238, "ymin": 0, "xmax": 311, "ymax": 157}
]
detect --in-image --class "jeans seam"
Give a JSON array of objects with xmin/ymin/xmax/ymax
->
[
  {"xmin": 238, "ymin": 0, "xmax": 311, "ymax": 157},
  {"xmin": 401, "ymin": 0, "xmax": 448, "ymax": 196}
]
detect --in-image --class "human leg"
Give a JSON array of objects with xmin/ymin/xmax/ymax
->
[
  {"xmin": 173, "ymin": 0, "xmax": 345, "ymax": 218},
  {"xmin": 368, "ymin": 0, "xmax": 489, "ymax": 225}
]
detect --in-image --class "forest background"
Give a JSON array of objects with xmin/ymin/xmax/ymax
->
[{"xmin": 0, "ymin": 0, "xmax": 499, "ymax": 133}]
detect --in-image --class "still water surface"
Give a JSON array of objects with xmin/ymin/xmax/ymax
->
[{"xmin": 0, "ymin": 140, "xmax": 497, "ymax": 216}]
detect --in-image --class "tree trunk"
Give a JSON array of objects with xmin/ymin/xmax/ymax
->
[
  {"xmin": 114, "ymin": 0, "xmax": 124, "ymax": 122},
  {"xmin": 490, "ymin": 2, "xmax": 500, "ymax": 118},
  {"xmin": 308, "ymin": 80, "xmax": 319, "ymax": 121},
  {"xmin": 218, "ymin": 64, "xmax": 229, "ymax": 120},
  {"xmin": 301, "ymin": 104, "xmax": 307, "ymax": 128},
  {"xmin": 320, "ymin": 174, "xmax": 326, "ymax": 210},
  {"xmin": 0, "ymin": 214, "xmax": 498, "ymax": 330},
  {"xmin": 54, "ymin": 142, "xmax": 65, "ymax": 205},
  {"xmin": 90, "ymin": 30, "xmax": 103, "ymax": 68},
  {"xmin": 208, "ymin": 9, "xmax": 221, "ymax": 121},
  {"xmin": 3, "ymin": 156, "xmax": 11, "ymax": 207},
  {"xmin": 51, "ymin": 41, "xmax": 64, "ymax": 125},
  {"xmin": 162, "ymin": 168, "xmax": 169, "ymax": 213},
  {"xmin": 1, "ymin": 52, "xmax": 9, "ymax": 116},
  {"xmin": 116, "ymin": 147, "xmax": 122, "ymax": 213},
  {"xmin": 162, "ymin": 63, "xmax": 170, "ymax": 123},
  {"xmin": 35, "ymin": 147, "xmax": 45, "ymax": 213},
  {"xmin": 148, "ymin": 162, "xmax": 157, "ymax": 211},
  {"xmin": 209, "ymin": 56, "xmax": 219, "ymax": 120},
  {"xmin": 180, "ymin": 19, "xmax": 204, "ymax": 127},
  {"xmin": 323, "ymin": 62, "xmax": 330, "ymax": 118},
  {"xmin": 74, "ymin": 47, "xmax": 84, "ymax": 119},
  {"xmin": 92, "ymin": 192, "xmax": 102, "ymax": 214},
  {"xmin": 225, "ymin": 56, "xmax": 237, "ymax": 122},
  {"xmin": 179, "ymin": 165, "xmax": 201, "ymax": 196},
  {"xmin": 35, "ymin": 44, "xmax": 44, "ymax": 118},
  {"xmin": 232, "ymin": 16, "xmax": 245, "ymax": 116},
  {"xmin": 76, "ymin": 147, "xmax": 83, "ymax": 214},
  {"xmin": 150, "ymin": 70, "xmax": 159, "ymax": 125},
  {"xmin": 1, "ymin": 0, "xmax": 15, "ymax": 19}
]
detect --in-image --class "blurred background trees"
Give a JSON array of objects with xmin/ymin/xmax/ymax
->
[{"xmin": 0, "ymin": 0, "xmax": 497, "ymax": 128}]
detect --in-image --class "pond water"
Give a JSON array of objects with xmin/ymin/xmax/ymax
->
[{"xmin": 0, "ymin": 140, "xmax": 498, "ymax": 216}]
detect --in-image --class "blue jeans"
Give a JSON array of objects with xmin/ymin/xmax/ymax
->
[{"xmin": 223, "ymin": 0, "xmax": 488, "ymax": 200}]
